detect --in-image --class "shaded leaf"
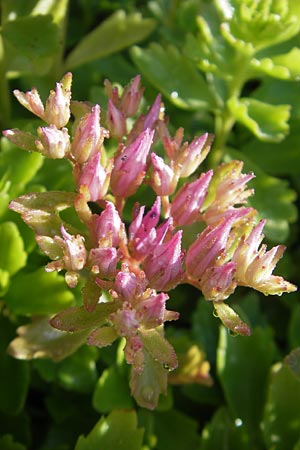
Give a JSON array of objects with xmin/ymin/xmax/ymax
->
[
  {"xmin": 7, "ymin": 316, "xmax": 89, "ymax": 362},
  {"xmin": 131, "ymin": 43, "xmax": 213, "ymax": 110},
  {"xmin": 6, "ymin": 268, "xmax": 74, "ymax": 315},
  {"xmin": 285, "ymin": 347, "xmax": 300, "ymax": 380},
  {"xmin": 227, "ymin": 97, "xmax": 290, "ymax": 142},
  {"xmin": 75, "ymin": 410, "xmax": 144, "ymax": 450},
  {"xmin": 93, "ymin": 366, "xmax": 134, "ymax": 413},
  {"xmin": 65, "ymin": 10, "xmax": 156, "ymax": 69},
  {"xmin": 0, "ymin": 435, "xmax": 26, "ymax": 450},
  {"xmin": 217, "ymin": 326, "xmax": 275, "ymax": 437},
  {"xmin": 262, "ymin": 363, "xmax": 300, "ymax": 450}
]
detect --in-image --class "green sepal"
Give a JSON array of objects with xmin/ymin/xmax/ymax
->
[
  {"xmin": 140, "ymin": 327, "xmax": 178, "ymax": 372},
  {"xmin": 7, "ymin": 316, "xmax": 89, "ymax": 362},
  {"xmin": 50, "ymin": 301, "xmax": 119, "ymax": 332},
  {"xmin": 131, "ymin": 43, "xmax": 214, "ymax": 110},
  {"xmin": 213, "ymin": 302, "xmax": 251, "ymax": 336},
  {"xmin": 74, "ymin": 410, "xmax": 144, "ymax": 450},
  {"xmin": 65, "ymin": 10, "xmax": 156, "ymax": 70},
  {"xmin": 227, "ymin": 97, "xmax": 290, "ymax": 142}
]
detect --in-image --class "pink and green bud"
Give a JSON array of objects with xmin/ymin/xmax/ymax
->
[
  {"xmin": 114, "ymin": 269, "xmax": 146, "ymax": 302},
  {"xmin": 233, "ymin": 220, "xmax": 297, "ymax": 295},
  {"xmin": 200, "ymin": 261, "xmax": 237, "ymax": 301},
  {"xmin": 106, "ymin": 99, "xmax": 127, "ymax": 140},
  {"xmin": 13, "ymin": 87, "xmax": 45, "ymax": 120},
  {"xmin": 170, "ymin": 170, "xmax": 213, "ymax": 226},
  {"xmin": 176, "ymin": 133, "xmax": 213, "ymax": 178},
  {"xmin": 111, "ymin": 128, "xmax": 154, "ymax": 198},
  {"xmin": 36, "ymin": 125, "xmax": 70, "ymax": 159},
  {"xmin": 142, "ymin": 231, "xmax": 184, "ymax": 291},
  {"xmin": 111, "ymin": 302, "xmax": 140, "ymax": 337},
  {"xmin": 158, "ymin": 122, "xmax": 184, "ymax": 160},
  {"xmin": 92, "ymin": 201, "xmax": 123, "ymax": 248},
  {"xmin": 104, "ymin": 78, "xmax": 120, "ymax": 106},
  {"xmin": 144, "ymin": 94, "xmax": 162, "ymax": 130},
  {"xmin": 71, "ymin": 104, "xmax": 107, "ymax": 164},
  {"xmin": 185, "ymin": 212, "xmax": 242, "ymax": 280},
  {"xmin": 149, "ymin": 153, "xmax": 179, "ymax": 196},
  {"xmin": 89, "ymin": 247, "xmax": 119, "ymax": 277},
  {"xmin": 136, "ymin": 292, "xmax": 170, "ymax": 328},
  {"xmin": 44, "ymin": 73, "xmax": 72, "ymax": 128},
  {"xmin": 75, "ymin": 152, "xmax": 111, "ymax": 202},
  {"xmin": 120, "ymin": 74, "xmax": 144, "ymax": 117}
]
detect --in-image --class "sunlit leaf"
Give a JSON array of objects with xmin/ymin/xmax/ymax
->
[
  {"xmin": 0, "ymin": 222, "xmax": 27, "ymax": 276},
  {"xmin": 131, "ymin": 43, "xmax": 213, "ymax": 110}
]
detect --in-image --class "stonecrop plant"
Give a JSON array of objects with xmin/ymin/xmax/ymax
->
[{"xmin": 3, "ymin": 72, "xmax": 296, "ymax": 409}]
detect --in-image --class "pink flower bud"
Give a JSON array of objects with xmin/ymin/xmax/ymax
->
[
  {"xmin": 186, "ymin": 213, "xmax": 241, "ymax": 280},
  {"xmin": 71, "ymin": 105, "xmax": 106, "ymax": 164},
  {"xmin": 104, "ymin": 78, "xmax": 120, "ymax": 106},
  {"xmin": 200, "ymin": 262, "xmax": 237, "ymax": 301},
  {"xmin": 111, "ymin": 128, "xmax": 154, "ymax": 198},
  {"xmin": 144, "ymin": 94, "xmax": 162, "ymax": 130},
  {"xmin": 111, "ymin": 302, "xmax": 139, "ymax": 336},
  {"xmin": 45, "ymin": 73, "xmax": 72, "ymax": 128},
  {"xmin": 142, "ymin": 231, "xmax": 184, "ymax": 291},
  {"xmin": 120, "ymin": 75, "xmax": 144, "ymax": 117},
  {"xmin": 158, "ymin": 121, "xmax": 184, "ymax": 160},
  {"xmin": 92, "ymin": 201, "xmax": 123, "ymax": 247},
  {"xmin": 114, "ymin": 270, "xmax": 146, "ymax": 302},
  {"xmin": 106, "ymin": 99, "xmax": 127, "ymax": 140},
  {"xmin": 89, "ymin": 247, "xmax": 119, "ymax": 277},
  {"xmin": 136, "ymin": 292, "xmax": 169, "ymax": 328},
  {"xmin": 176, "ymin": 133, "xmax": 213, "ymax": 178},
  {"xmin": 170, "ymin": 170, "xmax": 213, "ymax": 226},
  {"xmin": 233, "ymin": 220, "xmax": 297, "ymax": 295},
  {"xmin": 149, "ymin": 153, "xmax": 179, "ymax": 196},
  {"xmin": 76, "ymin": 152, "xmax": 111, "ymax": 201},
  {"xmin": 13, "ymin": 87, "xmax": 45, "ymax": 120},
  {"xmin": 36, "ymin": 125, "xmax": 70, "ymax": 158}
]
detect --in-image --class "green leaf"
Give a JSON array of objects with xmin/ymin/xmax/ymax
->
[
  {"xmin": 75, "ymin": 410, "xmax": 144, "ymax": 450},
  {"xmin": 65, "ymin": 10, "xmax": 156, "ymax": 70},
  {"xmin": 192, "ymin": 299, "xmax": 219, "ymax": 364},
  {"xmin": 140, "ymin": 328, "xmax": 177, "ymax": 371},
  {"xmin": 213, "ymin": 302, "xmax": 250, "ymax": 336},
  {"xmin": 9, "ymin": 191, "xmax": 77, "ymax": 237},
  {"xmin": 50, "ymin": 301, "xmax": 119, "ymax": 332},
  {"xmin": 200, "ymin": 407, "xmax": 249, "ymax": 450},
  {"xmin": 284, "ymin": 347, "xmax": 300, "ymax": 380},
  {"xmin": 0, "ymin": 313, "xmax": 30, "ymax": 415},
  {"xmin": 153, "ymin": 409, "xmax": 200, "ymax": 450},
  {"xmin": 3, "ymin": 15, "xmax": 61, "ymax": 76},
  {"xmin": 289, "ymin": 305, "xmax": 300, "ymax": 349},
  {"xmin": 251, "ymin": 47, "xmax": 300, "ymax": 80},
  {"xmin": 262, "ymin": 363, "xmax": 300, "ymax": 450},
  {"xmin": 57, "ymin": 345, "xmax": 98, "ymax": 393},
  {"xmin": 93, "ymin": 366, "xmax": 134, "ymax": 413},
  {"xmin": 226, "ymin": 148, "xmax": 297, "ymax": 242},
  {"xmin": 217, "ymin": 326, "xmax": 275, "ymax": 438},
  {"xmin": 227, "ymin": 97, "xmax": 290, "ymax": 142},
  {"xmin": 7, "ymin": 317, "xmax": 89, "ymax": 362},
  {"xmin": 0, "ymin": 435, "xmax": 26, "ymax": 450},
  {"xmin": 0, "ymin": 222, "xmax": 27, "ymax": 276},
  {"xmin": 131, "ymin": 43, "xmax": 213, "ymax": 110},
  {"xmin": 6, "ymin": 268, "xmax": 74, "ymax": 315}
]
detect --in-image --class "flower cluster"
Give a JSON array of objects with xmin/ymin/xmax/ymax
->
[{"xmin": 4, "ymin": 73, "xmax": 296, "ymax": 409}]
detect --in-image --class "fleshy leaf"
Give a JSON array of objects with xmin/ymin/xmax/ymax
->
[
  {"xmin": 251, "ymin": 48, "xmax": 300, "ymax": 80},
  {"xmin": 7, "ymin": 316, "xmax": 89, "ymax": 362},
  {"xmin": 6, "ymin": 268, "xmax": 74, "ymax": 315},
  {"xmin": 217, "ymin": 326, "xmax": 275, "ymax": 436},
  {"xmin": 0, "ymin": 222, "xmax": 27, "ymax": 276},
  {"xmin": 9, "ymin": 191, "xmax": 77, "ymax": 237},
  {"xmin": 65, "ymin": 10, "xmax": 156, "ymax": 69},
  {"xmin": 3, "ymin": 14, "xmax": 61, "ymax": 76},
  {"xmin": 131, "ymin": 43, "xmax": 213, "ymax": 110},
  {"xmin": 74, "ymin": 410, "xmax": 144, "ymax": 450},
  {"xmin": 140, "ymin": 327, "xmax": 178, "ymax": 371},
  {"xmin": 213, "ymin": 302, "xmax": 250, "ymax": 336},
  {"xmin": 262, "ymin": 363, "xmax": 300, "ymax": 450},
  {"xmin": 0, "ymin": 435, "xmax": 26, "ymax": 450},
  {"xmin": 284, "ymin": 347, "xmax": 300, "ymax": 380},
  {"xmin": 50, "ymin": 301, "xmax": 118, "ymax": 332},
  {"xmin": 92, "ymin": 366, "xmax": 134, "ymax": 413},
  {"xmin": 227, "ymin": 97, "xmax": 290, "ymax": 142}
]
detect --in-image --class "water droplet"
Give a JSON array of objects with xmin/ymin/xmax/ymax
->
[
  {"xmin": 170, "ymin": 91, "xmax": 179, "ymax": 99},
  {"xmin": 162, "ymin": 363, "xmax": 170, "ymax": 371},
  {"xmin": 235, "ymin": 418, "xmax": 243, "ymax": 427}
]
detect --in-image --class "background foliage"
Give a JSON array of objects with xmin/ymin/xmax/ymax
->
[{"xmin": 0, "ymin": 0, "xmax": 300, "ymax": 449}]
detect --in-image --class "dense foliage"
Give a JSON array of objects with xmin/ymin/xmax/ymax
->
[{"xmin": 1, "ymin": 1, "xmax": 300, "ymax": 449}]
